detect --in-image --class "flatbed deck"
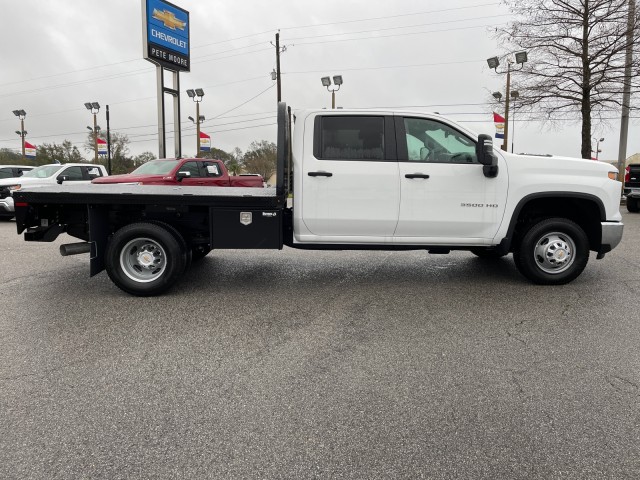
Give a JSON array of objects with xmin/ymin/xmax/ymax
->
[{"xmin": 14, "ymin": 184, "xmax": 283, "ymax": 209}]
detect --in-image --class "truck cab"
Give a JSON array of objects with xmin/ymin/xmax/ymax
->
[{"xmin": 291, "ymin": 109, "xmax": 621, "ymax": 252}]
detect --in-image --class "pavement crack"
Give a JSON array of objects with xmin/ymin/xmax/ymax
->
[
  {"xmin": 506, "ymin": 330, "xmax": 527, "ymax": 345},
  {"xmin": 606, "ymin": 375, "xmax": 640, "ymax": 396}
]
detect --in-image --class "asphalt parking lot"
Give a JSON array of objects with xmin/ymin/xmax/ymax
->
[{"xmin": 1, "ymin": 213, "xmax": 639, "ymax": 479}]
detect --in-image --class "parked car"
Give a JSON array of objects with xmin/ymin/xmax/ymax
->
[
  {"xmin": 624, "ymin": 164, "xmax": 640, "ymax": 212},
  {"xmin": 0, "ymin": 163, "xmax": 107, "ymax": 220},
  {"xmin": 92, "ymin": 158, "xmax": 264, "ymax": 188},
  {"xmin": 0, "ymin": 165, "xmax": 34, "ymax": 179}
]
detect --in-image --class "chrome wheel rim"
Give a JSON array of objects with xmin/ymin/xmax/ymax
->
[
  {"xmin": 533, "ymin": 231, "xmax": 576, "ymax": 274},
  {"xmin": 120, "ymin": 237, "xmax": 167, "ymax": 283}
]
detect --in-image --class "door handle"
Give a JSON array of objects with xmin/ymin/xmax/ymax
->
[
  {"xmin": 308, "ymin": 171, "xmax": 333, "ymax": 177},
  {"xmin": 405, "ymin": 173, "xmax": 430, "ymax": 179}
]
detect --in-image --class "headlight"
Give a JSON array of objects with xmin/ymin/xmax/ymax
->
[{"xmin": 8, "ymin": 184, "xmax": 21, "ymax": 192}]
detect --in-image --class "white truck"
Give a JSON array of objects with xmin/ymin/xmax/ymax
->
[
  {"xmin": 0, "ymin": 163, "xmax": 108, "ymax": 220},
  {"xmin": 13, "ymin": 103, "xmax": 623, "ymax": 295}
]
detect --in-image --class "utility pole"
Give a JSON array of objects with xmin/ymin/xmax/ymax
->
[
  {"xmin": 106, "ymin": 105, "xmax": 112, "ymax": 175},
  {"xmin": 275, "ymin": 32, "xmax": 282, "ymax": 102},
  {"xmin": 272, "ymin": 32, "xmax": 287, "ymax": 102},
  {"xmin": 617, "ymin": 0, "xmax": 635, "ymax": 182}
]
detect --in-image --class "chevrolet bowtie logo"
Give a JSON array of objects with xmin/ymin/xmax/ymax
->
[{"xmin": 152, "ymin": 9, "xmax": 186, "ymax": 30}]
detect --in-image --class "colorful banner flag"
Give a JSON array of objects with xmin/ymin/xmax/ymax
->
[
  {"xmin": 97, "ymin": 138, "xmax": 108, "ymax": 155},
  {"xmin": 493, "ymin": 112, "xmax": 505, "ymax": 139},
  {"xmin": 199, "ymin": 131, "xmax": 211, "ymax": 152},
  {"xmin": 24, "ymin": 141, "xmax": 36, "ymax": 159}
]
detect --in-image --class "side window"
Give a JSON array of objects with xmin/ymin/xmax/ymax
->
[
  {"xmin": 17, "ymin": 168, "xmax": 31, "ymax": 177},
  {"xmin": 403, "ymin": 118, "xmax": 477, "ymax": 164},
  {"xmin": 85, "ymin": 167, "xmax": 103, "ymax": 179},
  {"xmin": 202, "ymin": 161, "xmax": 222, "ymax": 177},
  {"xmin": 61, "ymin": 166, "xmax": 84, "ymax": 181},
  {"xmin": 319, "ymin": 116, "xmax": 385, "ymax": 161},
  {"xmin": 0, "ymin": 168, "xmax": 12, "ymax": 179},
  {"xmin": 179, "ymin": 161, "xmax": 202, "ymax": 178}
]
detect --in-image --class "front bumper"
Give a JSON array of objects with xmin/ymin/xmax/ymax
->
[
  {"xmin": 599, "ymin": 221, "xmax": 624, "ymax": 255},
  {"xmin": 0, "ymin": 196, "xmax": 14, "ymax": 215}
]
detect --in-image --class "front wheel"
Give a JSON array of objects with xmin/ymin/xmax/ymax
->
[
  {"xmin": 105, "ymin": 222, "xmax": 186, "ymax": 296},
  {"xmin": 513, "ymin": 218, "xmax": 589, "ymax": 285},
  {"xmin": 627, "ymin": 197, "xmax": 639, "ymax": 213}
]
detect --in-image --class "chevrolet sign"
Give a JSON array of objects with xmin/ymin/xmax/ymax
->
[{"xmin": 142, "ymin": 0, "xmax": 190, "ymax": 72}]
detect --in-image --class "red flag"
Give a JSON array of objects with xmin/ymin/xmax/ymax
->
[{"xmin": 493, "ymin": 112, "xmax": 505, "ymax": 123}]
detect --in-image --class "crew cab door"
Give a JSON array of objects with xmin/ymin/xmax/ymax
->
[
  {"xmin": 301, "ymin": 114, "xmax": 399, "ymax": 237},
  {"xmin": 394, "ymin": 116, "xmax": 508, "ymax": 242}
]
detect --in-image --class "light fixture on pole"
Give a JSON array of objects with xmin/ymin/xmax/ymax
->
[
  {"xmin": 186, "ymin": 88, "xmax": 205, "ymax": 157},
  {"xmin": 321, "ymin": 75, "xmax": 343, "ymax": 109},
  {"xmin": 592, "ymin": 137, "xmax": 604, "ymax": 160},
  {"xmin": 487, "ymin": 51, "xmax": 528, "ymax": 151},
  {"xmin": 12, "ymin": 109, "xmax": 27, "ymax": 160},
  {"xmin": 84, "ymin": 102, "xmax": 100, "ymax": 163}
]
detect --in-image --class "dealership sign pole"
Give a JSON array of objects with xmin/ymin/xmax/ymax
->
[{"xmin": 142, "ymin": 0, "xmax": 190, "ymax": 159}]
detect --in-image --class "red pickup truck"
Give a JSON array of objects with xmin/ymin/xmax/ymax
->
[{"xmin": 92, "ymin": 158, "xmax": 264, "ymax": 188}]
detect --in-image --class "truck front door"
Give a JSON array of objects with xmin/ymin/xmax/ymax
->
[
  {"xmin": 301, "ymin": 115, "xmax": 399, "ymax": 238},
  {"xmin": 394, "ymin": 116, "xmax": 508, "ymax": 243}
]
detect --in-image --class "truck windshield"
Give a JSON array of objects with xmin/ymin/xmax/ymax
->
[
  {"xmin": 131, "ymin": 160, "xmax": 180, "ymax": 175},
  {"xmin": 22, "ymin": 165, "xmax": 64, "ymax": 178}
]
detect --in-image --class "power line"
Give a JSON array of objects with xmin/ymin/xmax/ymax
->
[{"xmin": 286, "ymin": 14, "xmax": 512, "ymax": 42}]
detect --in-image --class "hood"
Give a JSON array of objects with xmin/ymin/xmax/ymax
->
[
  {"xmin": 0, "ymin": 176, "xmax": 52, "ymax": 188},
  {"xmin": 501, "ymin": 151, "xmax": 618, "ymax": 174}
]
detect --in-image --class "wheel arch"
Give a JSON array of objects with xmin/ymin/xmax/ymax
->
[{"xmin": 503, "ymin": 193, "xmax": 605, "ymax": 253}]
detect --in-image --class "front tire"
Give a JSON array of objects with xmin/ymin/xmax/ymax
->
[
  {"xmin": 513, "ymin": 218, "xmax": 589, "ymax": 285},
  {"xmin": 105, "ymin": 222, "xmax": 186, "ymax": 296},
  {"xmin": 627, "ymin": 197, "xmax": 639, "ymax": 213}
]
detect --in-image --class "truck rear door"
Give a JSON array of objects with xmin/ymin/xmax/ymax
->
[{"xmin": 301, "ymin": 114, "xmax": 399, "ymax": 237}]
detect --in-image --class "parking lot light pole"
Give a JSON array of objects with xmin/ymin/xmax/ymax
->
[
  {"xmin": 84, "ymin": 102, "xmax": 100, "ymax": 163},
  {"xmin": 510, "ymin": 90, "xmax": 519, "ymax": 153},
  {"xmin": 12, "ymin": 110, "xmax": 27, "ymax": 160},
  {"xmin": 487, "ymin": 51, "xmax": 528, "ymax": 151},
  {"xmin": 321, "ymin": 75, "xmax": 343, "ymax": 109},
  {"xmin": 593, "ymin": 137, "xmax": 604, "ymax": 160},
  {"xmin": 187, "ymin": 89, "xmax": 205, "ymax": 157}
]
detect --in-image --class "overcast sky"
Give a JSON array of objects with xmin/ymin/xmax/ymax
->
[{"xmin": 0, "ymin": 0, "xmax": 637, "ymax": 162}]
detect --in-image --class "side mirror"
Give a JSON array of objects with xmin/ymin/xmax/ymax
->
[
  {"xmin": 176, "ymin": 171, "xmax": 191, "ymax": 182},
  {"xmin": 57, "ymin": 175, "xmax": 69, "ymax": 184},
  {"xmin": 476, "ymin": 134, "xmax": 499, "ymax": 178}
]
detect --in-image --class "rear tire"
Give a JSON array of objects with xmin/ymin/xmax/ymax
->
[
  {"xmin": 513, "ymin": 218, "xmax": 589, "ymax": 285},
  {"xmin": 105, "ymin": 222, "xmax": 186, "ymax": 296},
  {"xmin": 147, "ymin": 220, "xmax": 192, "ymax": 272},
  {"xmin": 627, "ymin": 197, "xmax": 639, "ymax": 213}
]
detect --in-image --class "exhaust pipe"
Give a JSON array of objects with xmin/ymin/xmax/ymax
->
[{"xmin": 60, "ymin": 242, "xmax": 91, "ymax": 256}]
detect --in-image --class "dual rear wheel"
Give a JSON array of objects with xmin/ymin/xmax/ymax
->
[{"xmin": 105, "ymin": 222, "xmax": 208, "ymax": 296}]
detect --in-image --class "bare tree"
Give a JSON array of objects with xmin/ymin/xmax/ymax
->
[
  {"xmin": 243, "ymin": 141, "xmax": 277, "ymax": 180},
  {"xmin": 496, "ymin": 0, "xmax": 640, "ymax": 158}
]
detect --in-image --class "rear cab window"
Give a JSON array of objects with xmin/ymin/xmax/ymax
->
[{"xmin": 313, "ymin": 115, "xmax": 395, "ymax": 161}]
